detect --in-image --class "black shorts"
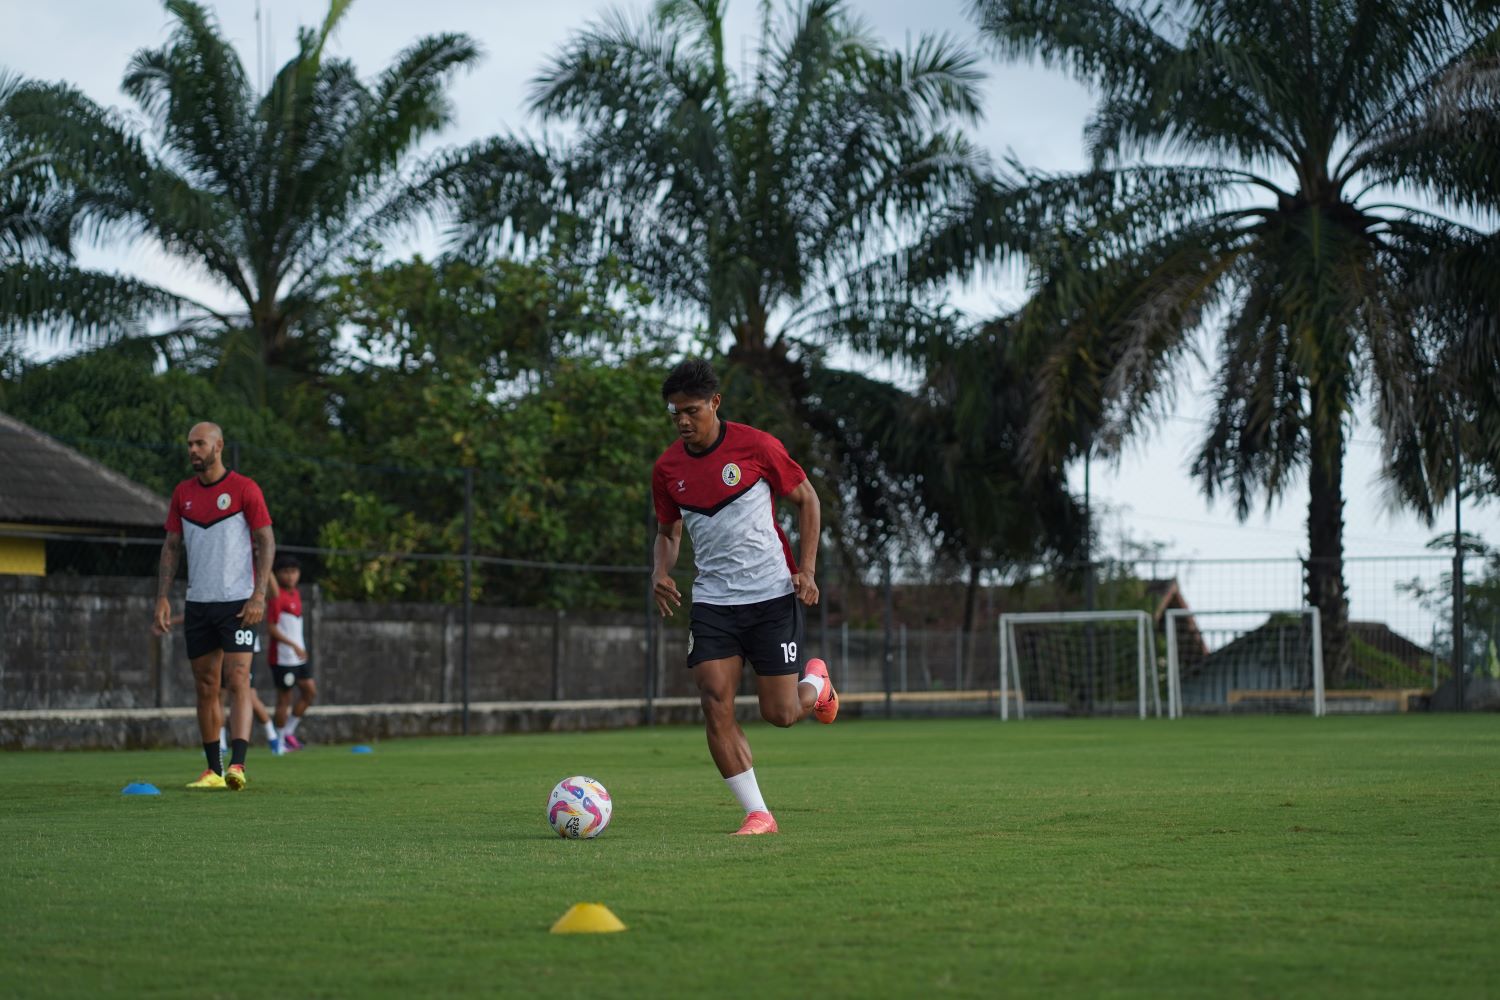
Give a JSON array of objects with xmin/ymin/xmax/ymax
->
[
  {"xmin": 184, "ymin": 601, "xmax": 257, "ymax": 659},
  {"xmin": 272, "ymin": 661, "xmax": 313, "ymax": 691},
  {"xmin": 688, "ymin": 594, "xmax": 805, "ymax": 676}
]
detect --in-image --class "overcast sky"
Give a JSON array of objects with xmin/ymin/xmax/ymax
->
[{"xmin": 2, "ymin": 0, "xmax": 1494, "ymax": 624}]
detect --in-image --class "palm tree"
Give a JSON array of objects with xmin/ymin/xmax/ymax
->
[
  {"xmin": 922, "ymin": 0, "xmax": 1500, "ymax": 684},
  {"xmin": 454, "ymin": 0, "xmax": 986, "ymax": 386},
  {"xmin": 1, "ymin": 73, "xmax": 179, "ymax": 342},
  {"xmin": 2, "ymin": 0, "xmax": 480, "ymax": 394},
  {"xmin": 883, "ymin": 322, "xmax": 1086, "ymax": 655}
]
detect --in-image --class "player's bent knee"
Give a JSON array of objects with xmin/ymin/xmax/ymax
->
[{"xmin": 762, "ymin": 704, "xmax": 800, "ymax": 728}]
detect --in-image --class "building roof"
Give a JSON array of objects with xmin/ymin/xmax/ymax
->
[
  {"xmin": 0, "ymin": 411, "xmax": 168, "ymax": 530},
  {"xmin": 1198, "ymin": 615, "xmax": 1438, "ymax": 688}
]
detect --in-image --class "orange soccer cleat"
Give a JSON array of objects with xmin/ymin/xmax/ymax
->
[
  {"xmin": 732, "ymin": 810, "xmax": 779, "ymax": 836},
  {"xmin": 804, "ymin": 658, "xmax": 839, "ymax": 724}
]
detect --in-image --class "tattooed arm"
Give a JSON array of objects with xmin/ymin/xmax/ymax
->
[{"xmin": 154, "ymin": 533, "xmax": 182, "ymax": 633}]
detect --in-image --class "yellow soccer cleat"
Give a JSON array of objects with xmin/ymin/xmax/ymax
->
[
  {"xmin": 186, "ymin": 769, "xmax": 227, "ymax": 790},
  {"xmin": 224, "ymin": 764, "xmax": 247, "ymax": 791}
]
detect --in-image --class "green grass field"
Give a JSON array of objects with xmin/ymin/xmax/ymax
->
[{"xmin": 3, "ymin": 716, "xmax": 1498, "ymax": 998}]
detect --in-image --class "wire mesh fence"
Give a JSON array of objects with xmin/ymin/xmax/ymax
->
[{"xmin": 3, "ymin": 427, "xmax": 1494, "ymax": 718}]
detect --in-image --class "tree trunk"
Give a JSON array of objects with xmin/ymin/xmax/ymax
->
[{"xmin": 1306, "ymin": 392, "xmax": 1351, "ymax": 688}]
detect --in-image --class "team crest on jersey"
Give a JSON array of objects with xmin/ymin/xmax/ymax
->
[
  {"xmin": 721, "ymin": 463, "xmax": 741, "ymax": 487},
  {"xmin": 216, "ymin": 493, "xmax": 231, "ymax": 511}
]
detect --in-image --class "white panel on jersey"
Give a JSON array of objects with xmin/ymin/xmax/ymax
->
[
  {"xmin": 683, "ymin": 480, "xmax": 794, "ymax": 606},
  {"xmin": 182, "ymin": 512, "xmax": 256, "ymax": 603}
]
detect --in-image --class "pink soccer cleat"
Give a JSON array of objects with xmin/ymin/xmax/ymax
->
[
  {"xmin": 733, "ymin": 810, "xmax": 779, "ymax": 835},
  {"xmin": 804, "ymin": 658, "xmax": 839, "ymax": 724}
]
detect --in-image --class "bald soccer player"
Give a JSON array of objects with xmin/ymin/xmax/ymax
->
[{"xmin": 154, "ymin": 422, "xmax": 276, "ymax": 790}]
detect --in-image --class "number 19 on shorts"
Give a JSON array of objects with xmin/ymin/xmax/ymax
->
[{"xmin": 781, "ymin": 641, "xmax": 797, "ymax": 664}]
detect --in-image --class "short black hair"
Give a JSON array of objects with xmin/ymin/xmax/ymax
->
[
  {"xmin": 661, "ymin": 358, "xmax": 719, "ymax": 400},
  {"xmin": 273, "ymin": 553, "xmax": 301, "ymax": 571}
]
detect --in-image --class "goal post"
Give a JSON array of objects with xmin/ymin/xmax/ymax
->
[
  {"xmin": 998, "ymin": 611, "xmax": 1160, "ymax": 720},
  {"xmin": 1165, "ymin": 608, "xmax": 1325, "ymax": 717}
]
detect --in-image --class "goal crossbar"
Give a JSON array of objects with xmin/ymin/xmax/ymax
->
[{"xmin": 998, "ymin": 610, "xmax": 1157, "ymax": 721}]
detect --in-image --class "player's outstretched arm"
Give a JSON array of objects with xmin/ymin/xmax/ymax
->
[
  {"xmin": 652, "ymin": 521, "xmax": 683, "ymax": 617},
  {"xmin": 240, "ymin": 525, "xmax": 276, "ymax": 625},
  {"xmin": 154, "ymin": 532, "xmax": 182, "ymax": 633},
  {"xmin": 785, "ymin": 479, "xmax": 820, "ymax": 606}
]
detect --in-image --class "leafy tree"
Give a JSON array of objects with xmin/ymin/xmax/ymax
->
[
  {"xmin": 1398, "ymin": 533, "xmax": 1500, "ymax": 679},
  {"xmin": 439, "ymin": 0, "xmax": 1008, "ymax": 582},
  {"xmin": 925, "ymin": 0, "xmax": 1500, "ymax": 683},
  {"xmin": 314, "ymin": 253, "xmax": 664, "ymax": 607},
  {"xmin": 318, "ymin": 354, "xmax": 671, "ymax": 608},
  {"xmin": 1, "ymin": 345, "xmax": 339, "ymax": 569},
  {"xmin": 2, "ymin": 0, "xmax": 480, "ymax": 399}
]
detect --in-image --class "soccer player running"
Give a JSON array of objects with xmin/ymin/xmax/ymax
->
[
  {"xmin": 154, "ymin": 422, "xmax": 276, "ymax": 790},
  {"xmin": 651, "ymin": 359, "xmax": 838, "ymax": 836}
]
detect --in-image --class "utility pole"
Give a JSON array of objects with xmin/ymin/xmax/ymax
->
[
  {"xmin": 882, "ymin": 555, "xmax": 895, "ymax": 719},
  {"xmin": 461, "ymin": 467, "xmax": 473, "ymax": 734},
  {"xmin": 1083, "ymin": 445, "xmax": 1097, "ymax": 713},
  {"xmin": 1452, "ymin": 425, "xmax": 1465, "ymax": 711},
  {"xmin": 643, "ymin": 501, "xmax": 657, "ymax": 726}
]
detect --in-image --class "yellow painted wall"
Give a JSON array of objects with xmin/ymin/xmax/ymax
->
[{"xmin": 0, "ymin": 535, "xmax": 45, "ymax": 575}]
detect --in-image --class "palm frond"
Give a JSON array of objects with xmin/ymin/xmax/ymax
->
[{"xmin": 0, "ymin": 261, "xmax": 192, "ymax": 342}]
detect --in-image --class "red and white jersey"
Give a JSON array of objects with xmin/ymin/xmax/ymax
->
[
  {"xmin": 267, "ymin": 587, "xmax": 306, "ymax": 666},
  {"xmin": 652, "ymin": 421, "xmax": 806, "ymax": 606},
  {"xmin": 164, "ymin": 471, "xmax": 272, "ymax": 603}
]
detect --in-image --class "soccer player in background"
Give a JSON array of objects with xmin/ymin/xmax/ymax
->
[
  {"xmin": 153, "ymin": 421, "xmax": 276, "ymax": 790},
  {"xmin": 267, "ymin": 553, "xmax": 316, "ymax": 750},
  {"xmin": 651, "ymin": 359, "xmax": 838, "ymax": 835}
]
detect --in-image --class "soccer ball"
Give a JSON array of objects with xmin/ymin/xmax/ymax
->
[{"xmin": 547, "ymin": 775, "xmax": 612, "ymax": 839}]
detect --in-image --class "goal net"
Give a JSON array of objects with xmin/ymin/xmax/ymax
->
[
  {"xmin": 998, "ymin": 611, "xmax": 1160, "ymax": 720},
  {"xmin": 1164, "ymin": 608, "xmax": 1325, "ymax": 717}
]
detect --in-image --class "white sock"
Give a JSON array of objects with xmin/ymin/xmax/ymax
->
[
  {"xmin": 263, "ymin": 721, "xmax": 277, "ymax": 741},
  {"xmin": 799, "ymin": 674, "xmax": 825, "ymax": 699},
  {"xmin": 218, "ymin": 726, "xmax": 228, "ymax": 751},
  {"xmin": 724, "ymin": 768, "xmax": 768, "ymax": 816},
  {"xmin": 283, "ymin": 715, "xmax": 301, "ymax": 738}
]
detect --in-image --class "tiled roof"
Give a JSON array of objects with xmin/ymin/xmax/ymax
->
[{"xmin": 0, "ymin": 411, "xmax": 168, "ymax": 529}]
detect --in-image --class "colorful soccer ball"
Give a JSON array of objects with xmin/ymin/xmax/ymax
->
[{"xmin": 547, "ymin": 776, "xmax": 612, "ymax": 839}]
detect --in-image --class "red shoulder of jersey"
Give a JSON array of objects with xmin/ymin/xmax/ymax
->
[
  {"xmin": 651, "ymin": 422, "xmax": 806, "ymax": 524},
  {"xmin": 267, "ymin": 588, "xmax": 300, "ymax": 623},
  {"xmin": 165, "ymin": 471, "xmax": 273, "ymax": 533}
]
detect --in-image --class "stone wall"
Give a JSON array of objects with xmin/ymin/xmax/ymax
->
[{"xmin": 0, "ymin": 575, "xmax": 693, "ymax": 711}]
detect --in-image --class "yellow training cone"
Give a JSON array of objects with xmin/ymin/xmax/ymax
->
[{"xmin": 550, "ymin": 903, "xmax": 627, "ymax": 934}]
